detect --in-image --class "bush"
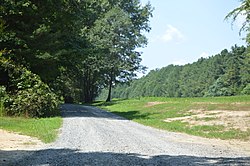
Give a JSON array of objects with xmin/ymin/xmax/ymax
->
[
  {"xmin": 0, "ymin": 55, "xmax": 61, "ymax": 117},
  {"xmin": 0, "ymin": 86, "xmax": 8, "ymax": 116},
  {"xmin": 8, "ymin": 80, "xmax": 60, "ymax": 117},
  {"xmin": 241, "ymin": 84, "xmax": 250, "ymax": 95},
  {"xmin": 205, "ymin": 77, "xmax": 234, "ymax": 97}
]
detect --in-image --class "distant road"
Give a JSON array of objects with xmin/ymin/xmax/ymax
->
[{"xmin": 15, "ymin": 104, "xmax": 250, "ymax": 165}]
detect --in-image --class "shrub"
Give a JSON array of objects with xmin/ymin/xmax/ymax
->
[
  {"xmin": 0, "ymin": 55, "xmax": 61, "ymax": 117},
  {"xmin": 241, "ymin": 84, "xmax": 250, "ymax": 95},
  {"xmin": 0, "ymin": 86, "xmax": 8, "ymax": 116}
]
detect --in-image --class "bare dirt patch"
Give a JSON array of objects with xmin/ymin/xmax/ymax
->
[
  {"xmin": 0, "ymin": 129, "xmax": 44, "ymax": 150},
  {"xmin": 164, "ymin": 109, "xmax": 250, "ymax": 132},
  {"xmin": 0, "ymin": 129, "xmax": 45, "ymax": 165},
  {"xmin": 145, "ymin": 102, "xmax": 166, "ymax": 107},
  {"xmin": 164, "ymin": 109, "xmax": 250, "ymax": 153}
]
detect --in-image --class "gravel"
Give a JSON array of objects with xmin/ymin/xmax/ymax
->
[{"xmin": 11, "ymin": 104, "xmax": 250, "ymax": 165}]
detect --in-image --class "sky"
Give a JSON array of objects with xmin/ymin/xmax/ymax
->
[{"xmin": 139, "ymin": 0, "xmax": 246, "ymax": 74}]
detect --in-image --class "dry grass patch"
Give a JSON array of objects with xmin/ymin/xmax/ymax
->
[
  {"xmin": 164, "ymin": 109, "xmax": 250, "ymax": 132},
  {"xmin": 144, "ymin": 102, "xmax": 167, "ymax": 107},
  {"xmin": 0, "ymin": 129, "xmax": 45, "ymax": 150}
]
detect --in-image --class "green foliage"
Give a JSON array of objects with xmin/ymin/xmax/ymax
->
[
  {"xmin": 242, "ymin": 83, "xmax": 250, "ymax": 95},
  {"xmin": 87, "ymin": 1, "xmax": 152, "ymax": 102},
  {"xmin": 0, "ymin": 116, "xmax": 62, "ymax": 143},
  {"xmin": 99, "ymin": 45, "xmax": 249, "ymax": 99},
  {"xmin": 0, "ymin": 0, "xmax": 153, "ymax": 103},
  {"xmin": 0, "ymin": 56, "xmax": 60, "ymax": 117},
  {"xmin": 0, "ymin": 86, "xmax": 8, "ymax": 116},
  {"xmin": 9, "ymin": 84, "xmax": 60, "ymax": 117},
  {"xmin": 206, "ymin": 77, "xmax": 233, "ymax": 97}
]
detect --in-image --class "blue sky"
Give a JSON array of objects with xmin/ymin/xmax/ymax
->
[{"xmin": 139, "ymin": 0, "xmax": 246, "ymax": 73}]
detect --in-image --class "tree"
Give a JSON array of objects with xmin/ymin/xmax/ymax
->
[
  {"xmin": 1, "ymin": 0, "xmax": 153, "ymax": 105},
  {"xmin": 100, "ymin": 45, "xmax": 248, "ymax": 99},
  {"xmin": 89, "ymin": 2, "xmax": 152, "ymax": 102}
]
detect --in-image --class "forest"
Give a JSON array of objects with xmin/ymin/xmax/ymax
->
[
  {"xmin": 98, "ymin": 45, "xmax": 250, "ymax": 99},
  {"xmin": 0, "ymin": 0, "xmax": 152, "ymax": 117},
  {"xmin": 0, "ymin": 0, "xmax": 250, "ymax": 118}
]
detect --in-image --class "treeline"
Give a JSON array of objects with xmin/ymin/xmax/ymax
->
[
  {"xmin": 98, "ymin": 45, "xmax": 250, "ymax": 99},
  {"xmin": 0, "ymin": 0, "xmax": 152, "ymax": 117}
]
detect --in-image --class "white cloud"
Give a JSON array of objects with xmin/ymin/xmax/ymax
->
[{"xmin": 161, "ymin": 25, "xmax": 185, "ymax": 43}]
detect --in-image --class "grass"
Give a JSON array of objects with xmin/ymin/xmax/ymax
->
[
  {"xmin": 0, "ymin": 99, "xmax": 62, "ymax": 143},
  {"xmin": 94, "ymin": 95, "xmax": 250, "ymax": 140},
  {"xmin": 0, "ymin": 100, "xmax": 5, "ymax": 117},
  {"xmin": 198, "ymin": 117, "xmax": 218, "ymax": 121},
  {"xmin": 0, "ymin": 116, "xmax": 62, "ymax": 143}
]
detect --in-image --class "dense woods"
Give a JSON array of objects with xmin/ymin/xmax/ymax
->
[
  {"xmin": 0, "ymin": 0, "xmax": 152, "ymax": 117},
  {"xmin": 98, "ymin": 45, "xmax": 250, "ymax": 99},
  {"xmin": 0, "ymin": 0, "xmax": 250, "ymax": 117}
]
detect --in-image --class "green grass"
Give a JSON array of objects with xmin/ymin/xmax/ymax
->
[
  {"xmin": 0, "ymin": 116, "xmax": 62, "ymax": 143},
  {"xmin": 94, "ymin": 95, "xmax": 250, "ymax": 140},
  {"xmin": 0, "ymin": 100, "xmax": 5, "ymax": 117}
]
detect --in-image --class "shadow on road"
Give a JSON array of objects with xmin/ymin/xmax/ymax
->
[
  {"xmin": 110, "ymin": 110, "xmax": 153, "ymax": 120},
  {"xmin": 60, "ymin": 104, "xmax": 123, "ymax": 119},
  {"xmin": 1, "ymin": 148, "xmax": 250, "ymax": 166},
  {"xmin": 60, "ymin": 104, "xmax": 154, "ymax": 120},
  {"xmin": 92, "ymin": 99, "xmax": 127, "ymax": 107}
]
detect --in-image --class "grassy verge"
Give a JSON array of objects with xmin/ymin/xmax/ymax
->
[
  {"xmin": 94, "ymin": 96, "xmax": 250, "ymax": 140},
  {"xmin": 0, "ymin": 116, "xmax": 62, "ymax": 143}
]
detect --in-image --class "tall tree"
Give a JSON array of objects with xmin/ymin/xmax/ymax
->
[
  {"xmin": 89, "ymin": 1, "xmax": 152, "ymax": 102},
  {"xmin": 1, "ymin": 0, "xmax": 153, "ymax": 104}
]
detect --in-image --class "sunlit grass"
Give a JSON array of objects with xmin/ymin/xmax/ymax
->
[
  {"xmin": 95, "ymin": 95, "xmax": 250, "ymax": 140},
  {"xmin": 0, "ymin": 117, "xmax": 62, "ymax": 143}
]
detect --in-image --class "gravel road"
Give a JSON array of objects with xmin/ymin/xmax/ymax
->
[{"xmin": 10, "ymin": 104, "xmax": 250, "ymax": 165}]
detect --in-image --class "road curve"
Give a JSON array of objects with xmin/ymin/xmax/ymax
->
[{"xmin": 11, "ymin": 104, "xmax": 250, "ymax": 165}]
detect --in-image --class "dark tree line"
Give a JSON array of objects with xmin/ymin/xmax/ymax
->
[
  {"xmin": 98, "ymin": 45, "xmax": 250, "ymax": 99},
  {"xmin": 0, "ymin": 0, "xmax": 152, "ymax": 116}
]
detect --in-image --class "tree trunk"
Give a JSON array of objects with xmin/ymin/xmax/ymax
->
[
  {"xmin": 82, "ymin": 67, "xmax": 91, "ymax": 103},
  {"xmin": 106, "ymin": 70, "xmax": 113, "ymax": 102}
]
